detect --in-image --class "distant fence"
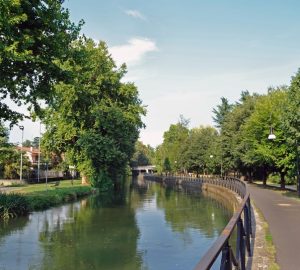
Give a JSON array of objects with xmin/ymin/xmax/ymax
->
[{"xmin": 144, "ymin": 174, "xmax": 253, "ymax": 270}]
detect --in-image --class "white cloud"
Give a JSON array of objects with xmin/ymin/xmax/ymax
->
[
  {"xmin": 125, "ymin": 10, "xmax": 146, "ymax": 20},
  {"xmin": 109, "ymin": 38, "xmax": 158, "ymax": 67}
]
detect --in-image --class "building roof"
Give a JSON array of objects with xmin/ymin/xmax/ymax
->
[{"xmin": 16, "ymin": 146, "xmax": 40, "ymax": 154}]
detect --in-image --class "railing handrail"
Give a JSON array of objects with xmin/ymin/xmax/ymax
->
[
  {"xmin": 194, "ymin": 190, "xmax": 250, "ymax": 269},
  {"xmin": 143, "ymin": 174, "xmax": 252, "ymax": 270}
]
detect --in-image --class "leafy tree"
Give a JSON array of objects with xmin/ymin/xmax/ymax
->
[
  {"xmin": 0, "ymin": 0, "xmax": 82, "ymax": 124},
  {"xmin": 181, "ymin": 126, "xmax": 219, "ymax": 175},
  {"xmin": 22, "ymin": 140, "xmax": 32, "ymax": 148},
  {"xmin": 130, "ymin": 141, "xmax": 154, "ymax": 167},
  {"xmin": 0, "ymin": 121, "xmax": 30, "ymax": 179},
  {"xmin": 240, "ymin": 88, "xmax": 291, "ymax": 187},
  {"xmin": 221, "ymin": 93, "xmax": 259, "ymax": 177},
  {"xmin": 163, "ymin": 157, "xmax": 171, "ymax": 173},
  {"xmin": 155, "ymin": 116, "xmax": 189, "ymax": 173},
  {"xmin": 282, "ymin": 70, "xmax": 300, "ymax": 187},
  {"xmin": 212, "ymin": 97, "xmax": 233, "ymax": 129},
  {"xmin": 42, "ymin": 39, "xmax": 145, "ymax": 189},
  {"xmin": 31, "ymin": 137, "xmax": 40, "ymax": 149}
]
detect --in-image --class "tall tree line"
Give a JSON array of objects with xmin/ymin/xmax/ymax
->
[{"xmin": 155, "ymin": 70, "xmax": 300, "ymax": 188}]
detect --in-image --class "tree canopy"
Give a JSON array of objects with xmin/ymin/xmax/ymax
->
[
  {"xmin": 42, "ymin": 39, "xmax": 145, "ymax": 189},
  {"xmin": 0, "ymin": 0, "xmax": 82, "ymax": 124},
  {"xmin": 154, "ymin": 69, "xmax": 300, "ymax": 188}
]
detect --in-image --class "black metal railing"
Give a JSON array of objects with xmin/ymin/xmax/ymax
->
[{"xmin": 143, "ymin": 174, "xmax": 253, "ymax": 270}]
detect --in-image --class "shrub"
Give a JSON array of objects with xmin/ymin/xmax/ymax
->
[
  {"xmin": 0, "ymin": 193, "xmax": 29, "ymax": 220},
  {"xmin": 0, "ymin": 186, "xmax": 94, "ymax": 220}
]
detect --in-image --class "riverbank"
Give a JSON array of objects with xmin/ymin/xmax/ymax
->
[{"xmin": 0, "ymin": 180, "xmax": 95, "ymax": 220}]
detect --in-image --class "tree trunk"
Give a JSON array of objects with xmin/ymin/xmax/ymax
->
[
  {"xmin": 262, "ymin": 178, "xmax": 267, "ymax": 186},
  {"xmin": 247, "ymin": 169, "xmax": 253, "ymax": 184},
  {"xmin": 81, "ymin": 174, "xmax": 88, "ymax": 185},
  {"xmin": 262, "ymin": 168, "xmax": 267, "ymax": 186},
  {"xmin": 280, "ymin": 172, "xmax": 285, "ymax": 190}
]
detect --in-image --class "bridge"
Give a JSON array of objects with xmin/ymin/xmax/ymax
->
[{"xmin": 131, "ymin": 165, "xmax": 156, "ymax": 174}]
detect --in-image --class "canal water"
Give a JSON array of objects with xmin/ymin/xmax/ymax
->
[{"xmin": 0, "ymin": 178, "xmax": 232, "ymax": 270}]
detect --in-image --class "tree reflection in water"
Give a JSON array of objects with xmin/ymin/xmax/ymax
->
[{"xmin": 0, "ymin": 177, "xmax": 233, "ymax": 270}]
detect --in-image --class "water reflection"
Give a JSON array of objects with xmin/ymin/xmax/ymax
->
[{"xmin": 0, "ymin": 177, "xmax": 232, "ymax": 270}]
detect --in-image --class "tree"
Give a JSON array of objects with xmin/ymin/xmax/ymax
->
[
  {"xmin": 155, "ymin": 116, "xmax": 189, "ymax": 173},
  {"xmin": 0, "ymin": 121, "xmax": 30, "ymax": 179},
  {"xmin": 163, "ymin": 157, "xmax": 171, "ymax": 173},
  {"xmin": 42, "ymin": 39, "xmax": 145, "ymax": 189},
  {"xmin": 181, "ymin": 126, "xmax": 219, "ymax": 175},
  {"xmin": 32, "ymin": 137, "xmax": 40, "ymax": 149},
  {"xmin": 282, "ymin": 70, "xmax": 300, "ymax": 189},
  {"xmin": 220, "ymin": 92, "xmax": 259, "ymax": 177},
  {"xmin": 130, "ymin": 141, "xmax": 154, "ymax": 167},
  {"xmin": 212, "ymin": 97, "xmax": 233, "ymax": 129},
  {"xmin": 0, "ymin": 0, "xmax": 82, "ymax": 124},
  {"xmin": 22, "ymin": 140, "xmax": 32, "ymax": 148},
  {"xmin": 240, "ymin": 88, "xmax": 291, "ymax": 187}
]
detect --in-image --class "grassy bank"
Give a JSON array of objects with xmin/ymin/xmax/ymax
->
[
  {"xmin": 0, "ymin": 180, "xmax": 95, "ymax": 220},
  {"xmin": 252, "ymin": 202, "xmax": 279, "ymax": 270}
]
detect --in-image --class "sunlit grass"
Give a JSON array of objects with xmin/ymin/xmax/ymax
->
[{"xmin": 15, "ymin": 179, "xmax": 84, "ymax": 194}]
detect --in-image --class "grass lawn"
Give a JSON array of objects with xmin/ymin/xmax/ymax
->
[{"xmin": 14, "ymin": 179, "xmax": 85, "ymax": 194}]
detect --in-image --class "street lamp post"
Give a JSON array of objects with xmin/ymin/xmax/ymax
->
[
  {"xmin": 209, "ymin": 155, "xmax": 214, "ymax": 176},
  {"xmin": 295, "ymin": 139, "xmax": 300, "ymax": 197},
  {"xmin": 19, "ymin": 126, "xmax": 24, "ymax": 181},
  {"xmin": 45, "ymin": 161, "xmax": 48, "ymax": 191},
  {"xmin": 37, "ymin": 122, "xmax": 41, "ymax": 183}
]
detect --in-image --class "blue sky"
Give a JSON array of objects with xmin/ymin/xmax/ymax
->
[{"xmin": 8, "ymin": 0, "xmax": 300, "ymax": 146}]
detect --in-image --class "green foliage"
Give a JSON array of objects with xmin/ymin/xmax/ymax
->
[
  {"xmin": 42, "ymin": 39, "xmax": 145, "ymax": 189},
  {"xmin": 212, "ymin": 97, "xmax": 233, "ymax": 129},
  {"xmin": 163, "ymin": 157, "xmax": 171, "ymax": 172},
  {"xmin": 282, "ymin": 69, "xmax": 300, "ymax": 180},
  {"xmin": 0, "ymin": 193, "xmax": 29, "ymax": 220},
  {"xmin": 221, "ymin": 93, "xmax": 260, "ymax": 175},
  {"xmin": 155, "ymin": 116, "xmax": 189, "ymax": 172},
  {"xmin": 130, "ymin": 141, "xmax": 155, "ymax": 167},
  {"xmin": 25, "ymin": 186, "xmax": 92, "ymax": 211},
  {"xmin": 241, "ymin": 88, "xmax": 291, "ymax": 174},
  {"xmin": 155, "ymin": 68, "xmax": 300, "ymax": 182},
  {"xmin": 0, "ymin": 186, "xmax": 93, "ymax": 220},
  {"xmin": 181, "ymin": 126, "xmax": 219, "ymax": 174},
  {"xmin": 0, "ymin": 0, "xmax": 83, "ymax": 124},
  {"xmin": 21, "ymin": 137, "xmax": 40, "ymax": 148},
  {"xmin": 0, "ymin": 121, "xmax": 30, "ymax": 178},
  {"xmin": 22, "ymin": 140, "xmax": 32, "ymax": 147}
]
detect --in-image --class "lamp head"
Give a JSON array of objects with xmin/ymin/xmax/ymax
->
[
  {"xmin": 268, "ymin": 127, "xmax": 276, "ymax": 140},
  {"xmin": 268, "ymin": 133, "xmax": 276, "ymax": 140}
]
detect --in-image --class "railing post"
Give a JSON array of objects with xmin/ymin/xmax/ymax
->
[
  {"xmin": 220, "ymin": 241, "xmax": 232, "ymax": 270},
  {"xmin": 244, "ymin": 205, "xmax": 252, "ymax": 256},
  {"xmin": 247, "ymin": 198, "xmax": 253, "ymax": 237},
  {"xmin": 236, "ymin": 218, "xmax": 246, "ymax": 270}
]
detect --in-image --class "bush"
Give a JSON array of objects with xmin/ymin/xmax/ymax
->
[
  {"xmin": 0, "ymin": 193, "xmax": 29, "ymax": 220},
  {"xmin": 0, "ymin": 186, "xmax": 94, "ymax": 220},
  {"xmin": 267, "ymin": 173, "xmax": 295, "ymax": 185}
]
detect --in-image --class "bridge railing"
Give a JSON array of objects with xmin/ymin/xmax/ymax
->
[{"xmin": 143, "ymin": 174, "xmax": 253, "ymax": 270}]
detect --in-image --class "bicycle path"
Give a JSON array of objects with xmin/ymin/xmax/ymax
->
[{"xmin": 248, "ymin": 184, "xmax": 300, "ymax": 270}]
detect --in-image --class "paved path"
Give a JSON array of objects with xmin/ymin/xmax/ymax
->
[{"xmin": 248, "ymin": 184, "xmax": 300, "ymax": 270}]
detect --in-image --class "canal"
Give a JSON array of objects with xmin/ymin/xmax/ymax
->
[{"xmin": 0, "ymin": 177, "xmax": 232, "ymax": 270}]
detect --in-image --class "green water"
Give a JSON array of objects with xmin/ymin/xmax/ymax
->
[{"xmin": 0, "ymin": 177, "xmax": 232, "ymax": 270}]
